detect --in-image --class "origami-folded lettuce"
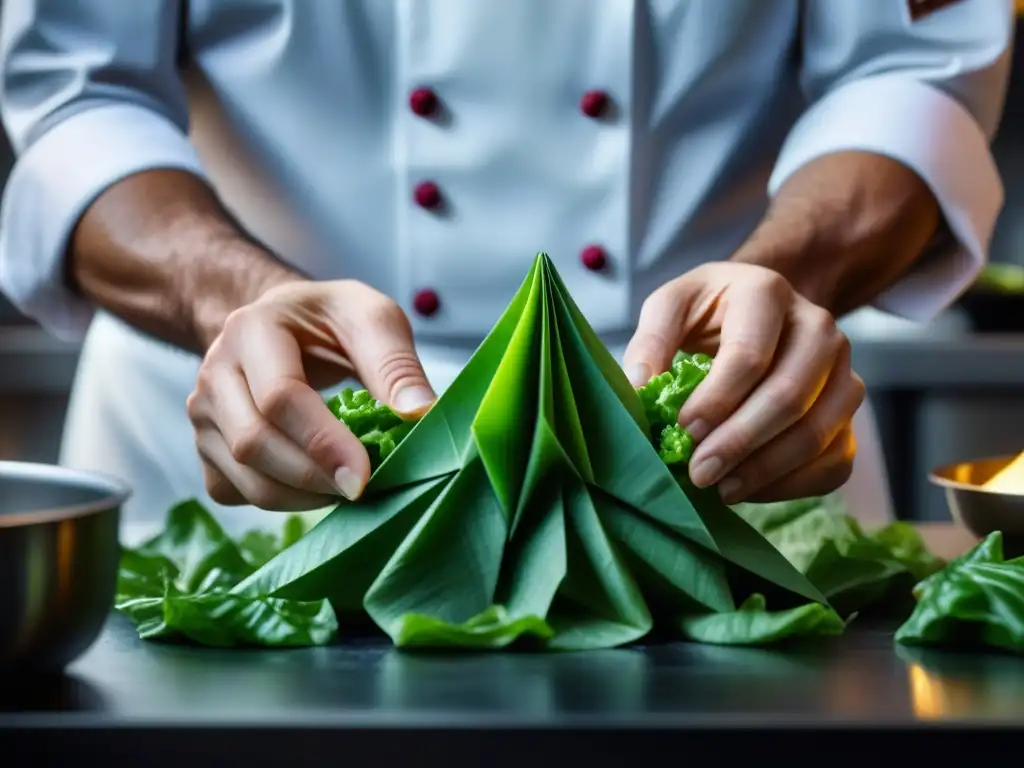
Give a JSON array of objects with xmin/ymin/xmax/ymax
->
[{"xmin": 221, "ymin": 253, "xmax": 829, "ymax": 649}]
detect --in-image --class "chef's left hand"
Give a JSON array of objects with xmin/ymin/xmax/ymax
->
[{"xmin": 622, "ymin": 261, "xmax": 865, "ymax": 504}]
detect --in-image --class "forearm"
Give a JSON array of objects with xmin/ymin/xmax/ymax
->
[
  {"xmin": 69, "ymin": 169, "xmax": 304, "ymax": 353},
  {"xmin": 731, "ymin": 151, "xmax": 941, "ymax": 317}
]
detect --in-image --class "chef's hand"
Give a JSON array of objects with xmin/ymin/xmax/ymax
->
[
  {"xmin": 187, "ymin": 280, "xmax": 436, "ymax": 511},
  {"xmin": 622, "ymin": 262, "xmax": 865, "ymax": 504}
]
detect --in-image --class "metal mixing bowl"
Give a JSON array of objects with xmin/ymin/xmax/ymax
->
[
  {"xmin": 929, "ymin": 454, "xmax": 1024, "ymax": 557},
  {"xmin": 0, "ymin": 461, "xmax": 130, "ymax": 673}
]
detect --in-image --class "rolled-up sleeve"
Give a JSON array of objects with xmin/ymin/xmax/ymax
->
[
  {"xmin": 0, "ymin": 0, "xmax": 205, "ymax": 340},
  {"xmin": 769, "ymin": 0, "xmax": 1014, "ymax": 322}
]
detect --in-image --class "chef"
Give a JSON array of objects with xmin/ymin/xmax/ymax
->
[{"xmin": 0, "ymin": 0, "xmax": 1012, "ymax": 536}]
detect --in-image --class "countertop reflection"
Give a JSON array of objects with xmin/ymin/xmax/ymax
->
[{"xmin": 3, "ymin": 614, "xmax": 1023, "ymax": 726}]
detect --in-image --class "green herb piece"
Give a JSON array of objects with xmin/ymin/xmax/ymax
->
[
  {"xmin": 115, "ymin": 500, "xmax": 336, "ymax": 647},
  {"xmin": 636, "ymin": 350, "xmax": 711, "ymax": 462},
  {"xmin": 895, "ymin": 531, "xmax": 1024, "ymax": 653},
  {"xmin": 232, "ymin": 253, "xmax": 825, "ymax": 650},
  {"xmin": 327, "ymin": 387, "xmax": 414, "ymax": 470},
  {"xmin": 679, "ymin": 593, "xmax": 845, "ymax": 646}
]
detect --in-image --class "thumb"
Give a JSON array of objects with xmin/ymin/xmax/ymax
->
[
  {"xmin": 344, "ymin": 299, "xmax": 436, "ymax": 418},
  {"xmin": 622, "ymin": 288, "xmax": 688, "ymax": 387}
]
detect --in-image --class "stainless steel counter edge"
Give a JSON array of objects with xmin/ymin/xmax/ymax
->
[{"xmin": 3, "ymin": 325, "xmax": 1024, "ymax": 393}]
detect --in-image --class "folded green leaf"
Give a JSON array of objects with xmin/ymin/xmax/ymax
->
[
  {"xmin": 115, "ymin": 500, "xmax": 336, "ymax": 647},
  {"xmin": 679, "ymin": 593, "xmax": 845, "ymax": 646},
  {"xmin": 895, "ymin": 531, "xmax": 1024, "ymax": 653},
  {"xmin": 235, "ymin": 253, "xmax": 824, "ymax": 651}
]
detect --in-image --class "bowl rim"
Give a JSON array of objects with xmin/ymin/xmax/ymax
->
[
  {"xmin": 0, "ymin": 460, "xmax": 132, "ymax": 527},
  {"xmin": 929, "ymin": 452, "xmax": 1024, "ymax": 496}
]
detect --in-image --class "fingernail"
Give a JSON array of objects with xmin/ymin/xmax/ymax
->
[
  {"xmin": 393, "ymin": 385, "xmax": 435, "ymax": 416},
  {"xmin": 683, "ymin": 419, "xmax": 709, "ymax": 443},
  {"xmin": 689, "ymin": 456, "xmax": 723, "ymax": 488},
  {"xmin": 334, "ymin": 467, "xmax": 363, "ymax": 501},
  {"xmin": 718, "ymin": 477, "xmax": 743, "ymax": 504},
  {"xmin": 626, "ymin": 363, "xmax": 652, "ymax": 387}
]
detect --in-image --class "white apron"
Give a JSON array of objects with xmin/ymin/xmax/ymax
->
[{"xmin": 61, "ymin": 311, "xmax": 894, "ymax": 545}]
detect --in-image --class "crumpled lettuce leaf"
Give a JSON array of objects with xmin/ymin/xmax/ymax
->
[
  {"xmin": 115, "ymin": 500, "xmax": 336, "ymax": 647},
  {"xmin": 732, "ymin": 495, "xmax": 945, "ymax": 617},
  {"xmin": 393, "ymin": 605, "xmax": 555, "ymax": 649},
  {"xmin": 895, "ymin": 531, "xmax": 1024, "ymax": 653},
  {"xmin": 679, "ymin": 593, "xmax": 846, "ymax": 646}
]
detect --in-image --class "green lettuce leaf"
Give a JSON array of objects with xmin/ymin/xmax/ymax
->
[
  {"xmin": 895, "ymin": 531, "xmax": 1024, "ymax": 653},
  {"xmin": 732, "ymin": 495, "xmax": 945, "ymax": 617},
  {"xmin": 115, "ymin": 500, "xmax": 336, "ymax": 647},
  {"xmin": 679, "ymin": 593, "xmax": 845, "ymax": 646},
  {"xmin": 392, "ymin": 605, "xmax": 555, "ymax": 649}
]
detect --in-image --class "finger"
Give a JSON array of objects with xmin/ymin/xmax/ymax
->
[
  {"xmin": 206, "ymin": 364, "xmax": 339, "ymax": 496},
  {"xmin": 622, "ymin": 282, "xmax": 696, "ymax": 387},
  {"xmin": 200, "ymin": 455, "xmax": 246, "ymax": 507},
  {"xmin": 688, "ymin": 304, "xmax": 841, "ymax": 488},
  {"xmin": 716, "ymin": 358, "xmax": 865, "ymax": 504},
  {"xmin": 341, "ymin": 296, "xmax": 436, "ymax": 417},
  {"xmin": 233, "ymin": 313, "xmax": 372, "ymax": 500},
  {"xmin": 675, "ymin": 276, "xmax": 787, "ymax": 443},
  {"xmin": 740, "ymin": 426, "xmax": 857, "ymax": 504},
  {"xmin": 197, "ymin": 429, "xmax": 337, "ymax": 511}
]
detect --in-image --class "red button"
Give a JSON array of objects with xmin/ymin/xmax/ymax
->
[
  {"xmin": 409, "ymin": 87, "xmax": 439, "ymax": 117},
  {"xmin": 580, "ymin": 245, "xmax": 608, "ymax": 272},
  {"xmin": 414, "ymin": 181, "xmax": 442, "ymax": 209},
  {"xmin": 580, "ymin": 89, "xmax": 610, "ymax": 118},
  {"xmin": 413, "ymin": 288, "xmax": 440, "ymax": 317}
]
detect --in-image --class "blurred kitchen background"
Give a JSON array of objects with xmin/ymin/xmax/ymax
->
[{"xmin": 2, "ymin": 6, "xmax": 1024, "ymax": 522}]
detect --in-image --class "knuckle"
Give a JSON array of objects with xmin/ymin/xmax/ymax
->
[
  {"xmin": 304, "ymin": 424, "xmax": 346, "ymax": 468},
  {"xmin": 255, "ymin": 377, "xmax": 302, "ymax": 422},
  {"xmin": 228, "ymin": 427, "xmax": 267, "ymax": 466},
  {"xmin": 807, "ymin": 305, "xmax": 837, "ymax": 334},
  {"xmin": 772, "ymin": 377, "xmax": 809, "ymax": 419},
  {"xmin": 364, "ymin": 294, "xmax": 405, "ymax": 328},
  {"xmin": 724, "ymin": 341, "xmax": 771, "ymax": 379},
  {"xmin": 760, "ymin": 270, "xmax": 791, "ymax": 298},
  {"xmin": 185, "ymin": 390, "xmax": 203, "ymax": 421},
  {"xmin": 803, "ymin": 418, "xmax": 833, "ymax": 456}
]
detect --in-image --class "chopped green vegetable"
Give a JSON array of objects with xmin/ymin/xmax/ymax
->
[
  {"xmin": 636, "ymin": 350, "xmax": 711, "ymax": 464},
  {"xmin": 679, "ymin": 593, "xmax": 845, "ymax": 646},
  {"xmin": 895, "ymin": 532, "xmax": 1024, "ymax": 653},
  {"xmin": 327, "ymin": 387, "xmax": 414, "ymax": 470},
  {"xmin": 115, "ymin": 500, "xmax": 335, "ymax": 647}
]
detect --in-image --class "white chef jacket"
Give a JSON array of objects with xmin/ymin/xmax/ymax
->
[{"xmin": 0, "ymin": 0, "xmax": 1013, "ymax": 538}]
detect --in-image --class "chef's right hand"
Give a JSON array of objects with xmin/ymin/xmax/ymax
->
[{"xmin": 186, "ymin": 280, "xmax": 436, "ymax": 511}]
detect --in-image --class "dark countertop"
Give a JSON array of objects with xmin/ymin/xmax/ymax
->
[{"xmin": 3, "ymin": 612, "xmax": 1024, "ymax": 765}]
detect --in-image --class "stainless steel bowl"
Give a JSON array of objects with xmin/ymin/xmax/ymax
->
[
  {"xmin": 929, "ymin": 454, "xmax": 1024, "ymax": 558},
  {"xmin": 0, "ymin": 461, "xmax": 130, "ymax": 673}
]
